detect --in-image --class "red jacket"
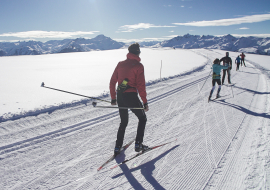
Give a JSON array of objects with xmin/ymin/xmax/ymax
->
[{"xmin": 110, "ymin": 53, "xmax": 147, "ymax": 104}]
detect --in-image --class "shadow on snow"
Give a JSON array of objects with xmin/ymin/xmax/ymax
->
[{"xmin": 112, "ymin": 145, "xmax": 179, "ymax": 190}]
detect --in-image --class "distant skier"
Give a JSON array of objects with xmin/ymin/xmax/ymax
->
[
  {"xmin": 235, "ymin": 56, "xmax": 241, "ymax": 71},
  {"xmin": 220, "ymin": 52, "xmax": 232, "ymax": 85},
  {"xmin": 240, "ymin": 52, "xmax": 246, "ymax": 67},
  {"xmin": 110, "ymin": 43, "xmax": 149, "ymax": 155},
  {"xmin": 208, "ymin": 58, "xmax": 229, "ymax": 101}
]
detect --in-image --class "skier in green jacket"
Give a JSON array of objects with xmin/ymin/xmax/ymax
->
[{"xmin": 208, "ymin": 58, "xmax": 229, "ymax": 102}]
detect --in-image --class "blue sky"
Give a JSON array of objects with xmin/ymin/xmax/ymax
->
[{"xmin": 0, "ymin": 0, "xmax": 269, "ymax": 43}]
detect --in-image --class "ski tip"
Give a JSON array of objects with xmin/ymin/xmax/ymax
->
[
  {"xmin": 110, "ymin": 165, "xmax": 118, "ymax": 170},
  {"xmin": 41, "ymin": 82, "xmax": 45, "ymax": 87},
  {"xmin": 97, "ymin": 167, "xmax": 102, "ymax": 171}
]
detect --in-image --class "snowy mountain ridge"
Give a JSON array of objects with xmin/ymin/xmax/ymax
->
[
  {"xmin": 0, "ymin": 34, "xmax": 125, "ymax": 56},
  {"xmin": 0, "ymin": 34, "xmax": 270, "ymax": 56},
  {"xmin": 158, "ymin": 34, "xmax": 270, "ymax": 55}
]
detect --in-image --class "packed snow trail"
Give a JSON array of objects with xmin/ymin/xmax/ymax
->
[{"xmin": 0, "ymin": 49, "xmax": 269, "ymax": 190}]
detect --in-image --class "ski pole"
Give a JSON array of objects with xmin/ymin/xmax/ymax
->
[
  {"xmin": 40, "ymin": 82, "xmax": 111, "ymax": 103},
  {"xmin": 94, "ymin": 106, "xmax": 144, "ymax": 110},
  {"xmin": 91, "ymin": 102, "xmax": 144, "ymax": 109},
  {"xmin": 198, "ymin": 70, "xmax": 212, "ymax": 94}
]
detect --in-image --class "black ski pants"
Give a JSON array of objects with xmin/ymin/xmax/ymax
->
[
  {"xmin": 241, "ymin": 58, "xmax": 246, "ymax": 66},
  {"xmin": 116, "ymin": 92, "xmax": 147, "ymax": 147},
  {"xmin": 222, "ymin": 69, "xmax": 231, "ymax": 84},
  {"xmin": 236, "ymin": 62, "xmax": 240, "ymax": 71}
]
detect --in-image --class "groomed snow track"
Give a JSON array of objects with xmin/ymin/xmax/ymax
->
[{"xmin": 0, "ymin": 49, "xmax": 269, "ymax": 190}]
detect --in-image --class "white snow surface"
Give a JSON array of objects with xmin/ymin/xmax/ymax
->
[
  {"xmin": 0, "ymin": 48, "xmax": 270, "ymax": 189},
  {"xmin": 0, "ymin": 48, "xmax": 206, "ymax": 121}
]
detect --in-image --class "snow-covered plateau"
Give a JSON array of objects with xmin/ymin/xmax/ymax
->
[{"xmin": 0, "ymin": 48, "xmax": 269, "ymax": 190}]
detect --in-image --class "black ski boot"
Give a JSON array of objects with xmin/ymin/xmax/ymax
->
[
  {"xmin": 135, "ymin": 142, "xmax": 149, "ymax": 152},
  {"xmin": 114, "ymin": 144, "xmax": 122, "ymax": 156}
]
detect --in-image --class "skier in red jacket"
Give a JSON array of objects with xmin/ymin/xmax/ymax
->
[
  {"xmin": 240, "ymin": 52, "xmax": 246, "ymax": 67},
  {"xmin": 110, "ymin": 43, "xmax": 149, "ymax": 155}
]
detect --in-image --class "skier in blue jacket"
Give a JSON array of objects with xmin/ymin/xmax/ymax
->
[
  {"xmin": 235, "ymin": 56, "xmax": 241, "ymax": 71},
  {"xmin": 208, "ymin": 58, "xmax": 229, "ymax": 102}
]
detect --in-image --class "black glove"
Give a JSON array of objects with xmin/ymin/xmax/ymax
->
[
  {"xmin": 111, "ymin": 99, "xmax": 116, "ymax": 105},
  {"xmin": 143, "ymin": 103, "xmax": 149, "ymax": 111}
]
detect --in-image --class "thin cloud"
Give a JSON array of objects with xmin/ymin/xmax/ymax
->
[
  {"xmin": 0, "ymin": 31, "xmax": 100, "ymax": 39},
  {"xmin": 173, "ymin": 13, "xmax": 270, "ymax": 26},
  {"xmin": 118, "ymin": 23, "xmax": 176, "ymax": 33},
  {"xmin": 230, "ymin": 34, "xmax": 270, "ymax": 38},
  {"xmin": 238, "ymin": 27, "xmax": 249, "ymax": 30},
  {"xmin": 114, "ymin": 36, "xmax": 174, "ymax": 43},
  {"xmin": 164, "ymin": 35, "xmax": 179, "ymax": 38}
]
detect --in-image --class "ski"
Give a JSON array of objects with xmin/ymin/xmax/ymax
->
[
  {"xmin": 97, "ymin": 139, "xmax": 135, "ymax": 171},
  {"xmin": 208, "ymin": 96, "xmax": 221, "ymax": 102},
  {"xmin": 208, "ymin": 95, "xmax": 223, "ymax": 102},
  {"xmin": 209, "ymin": 97, "xmax": 218, "ymax": 102},
  {"xmin": 110, "ymin": 139, "xmax": 177, "ymax": 170}
]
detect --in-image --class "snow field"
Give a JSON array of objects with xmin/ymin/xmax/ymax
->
[
  {"xmin": 0, "ymin": 48, "xmax": 205, "ymax": 119},
  {"xmin": 0, "ymin": 49, "xmax": 269, "ymax": 189}
]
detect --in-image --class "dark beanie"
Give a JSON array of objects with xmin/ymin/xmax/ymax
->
[
  {"xmin": 213, "ymin": 58, "xmax": 220, "ymax": 64},
  {"xmin": 128, "ymin": 43, "xmax": 140, "ymax": 55}
]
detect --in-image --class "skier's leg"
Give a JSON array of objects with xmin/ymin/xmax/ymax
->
[
  {"xmin": 116, "ymin": 109, "xmax": 128, "ymax": 147},
  {"xmin": 208, "ymin": 80, "xmax": 217, "ymax": 101},
  {"xmin": 209, "ymin": 80, "xmax": 215, "ymax": 98},
  {"xmin": 122, "ymin": 92, "xmax": 147, "ymax": 144},
  {"xmin": 115, "ymin": 94, "xmax": 129, "ymax": 148},
  {"xmin": 222, "ymin": 70, "xmax": 226, "ymax": 85},
  {"xmin": 209, "ymin": 86, "xmax": 215, "ymax": 101},
  {"xmin": 132, "ymin": 107, "xmax": 147, "ymax": 144},
  {"xmin": 227, "ymin": 69, "xmax": 231, "ymax": 84},
  {"xmin": 216, "ymin": 79, "xmax": 221, "ymax": 98},
  {"xmin": 217, "ymin": 85, "xmax": 221, "ymax": 98}
]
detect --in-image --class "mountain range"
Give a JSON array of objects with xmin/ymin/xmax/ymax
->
[
  {"xmin": 0, "ymin": 35, "xmax": 125, "ymax": 56},
  {"xmin": 0, "ymin": 34, "xmax": 269, "ymax": 56},
  {"xmin": 158, "ymin": 34, "xmax": 270, "ymax": 55}
]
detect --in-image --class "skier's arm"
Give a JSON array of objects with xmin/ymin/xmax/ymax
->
[
  {"xmin": 136, "ymin": 65, "xmax": 148, "ymax": 105},
  {"xmin": 219, "ymin": 57, "xmax": 225, "ymax": 64},
  {"xmin": 109, "ymin": 64, "xmax": 119, "ymax": 104},
  {"xmin": 221, "ymin": 65, "xmax": 229, "ymax": 70}
]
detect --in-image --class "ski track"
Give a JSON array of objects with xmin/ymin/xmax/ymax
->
[{"xmin": 0, "ymin": 49, "xmax": 269, "ymax": 189}]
